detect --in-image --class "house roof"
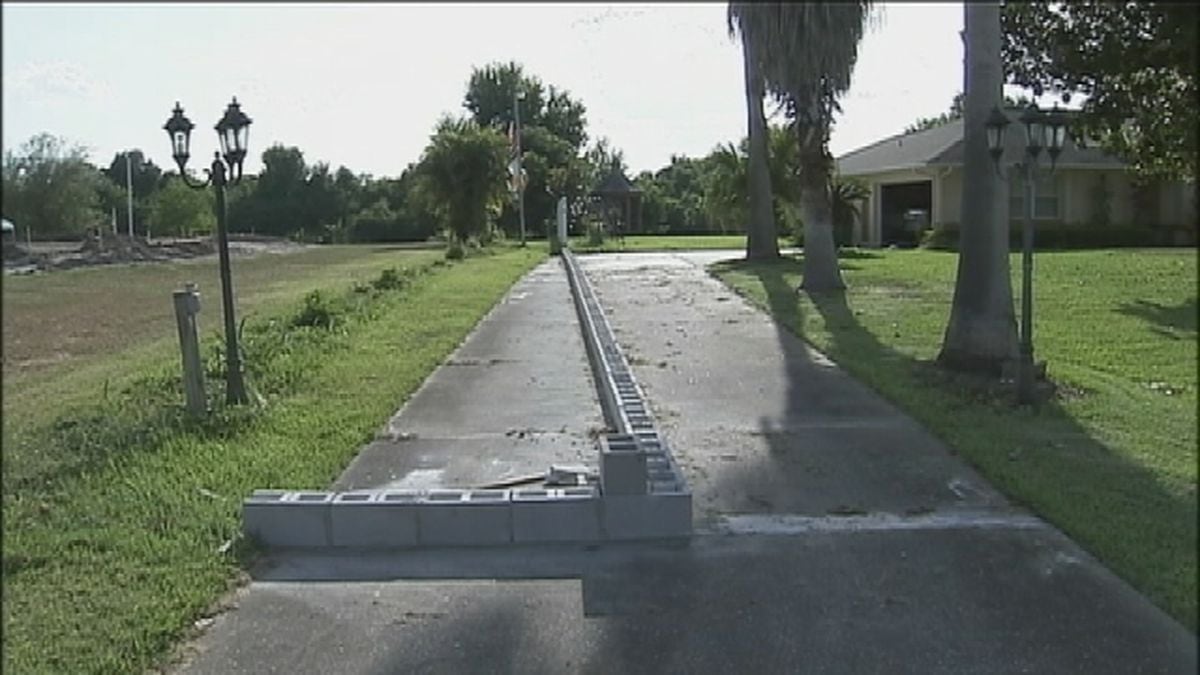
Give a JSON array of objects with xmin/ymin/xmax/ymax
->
[
  {"xmin": 836, "ymin": 109, "xmax": 1126, "ymax": 176},
  {"xmin": 591, "ymin": 165, "xmax": 640, "ymax": 196}
]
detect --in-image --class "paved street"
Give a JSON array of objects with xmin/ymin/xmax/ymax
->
[{"xmin": 175, "ymin": 252, "xmax": 1196, "ymax": 675}]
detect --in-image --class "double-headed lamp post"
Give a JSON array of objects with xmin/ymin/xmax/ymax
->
[
  {"xmin": 985, "ymin": 102, "xmax": 1068, "ymax": 405},
  {"xmin": 164, "ymin": 98, "xmax": 252, "ymax": 405}
]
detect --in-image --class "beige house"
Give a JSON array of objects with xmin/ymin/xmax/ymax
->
[{"xmin": 835, "ymin": 110, "xmax": 1197, "ymax": 247}]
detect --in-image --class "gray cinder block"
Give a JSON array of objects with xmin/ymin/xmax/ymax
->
[
  {"xmin": 601, "ymin": 434, "xmax": 647, "ymax": 496},
  {"xmin": 329, "ymin": 490, "xmax": 421, "ymax": 548},
  {"xmin": 511, "ymin": 487, "xmax": 601, "ymax": 542},
  {"xmin": 602, "ymin": 491, "xmax": 692, "ymax": 540},
  {"xmin": 243, "ymin": 491, "xmax": 332, "ymax": 547},
  {"xmin": 417, "ymin": 489, "xmax": 513, "ymax": 546}
]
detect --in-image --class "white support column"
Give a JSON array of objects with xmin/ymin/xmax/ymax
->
[{"xmin": 871, "ymin": 182, "xmax": 884, "ymax": 247}]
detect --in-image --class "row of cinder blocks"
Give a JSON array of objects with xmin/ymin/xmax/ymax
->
[
  {"xmin": 242, "ymin": 485, "xmax": 691, "ymax": 548},
  {"xmin": 600, "ymin": 433, "xmax": 689, "ymax": 495}
]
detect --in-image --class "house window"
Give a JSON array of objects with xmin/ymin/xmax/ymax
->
[{"xmin": 1009, "ymin": 171, "xmax": 1060, "ymax": 220}]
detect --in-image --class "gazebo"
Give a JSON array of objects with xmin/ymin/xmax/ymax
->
[{"xmin": 589, "ymin": 161, "xmax": 642, "ymax": 237}]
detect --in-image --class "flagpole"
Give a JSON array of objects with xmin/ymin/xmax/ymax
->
[{"xmin": 514, "ymin": 90, "xmax": 526, "ymax": 247}]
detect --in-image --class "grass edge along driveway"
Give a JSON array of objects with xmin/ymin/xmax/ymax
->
[
  {"xmin": 712, "ymin": 248, "xmax": 1196, "ymax": 631},
  {"xmin": 1, "ymin": 247, "xmax": 545, "ymax": 673}
]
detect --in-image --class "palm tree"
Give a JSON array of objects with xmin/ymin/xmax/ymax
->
[
  {"xmin": 728, "ymin": 23, "xmax": 779, "ymax": 260},
  {"xmin": 729, "ymin": 2, "xmax": 873, "ymax": 290},
  {"xmin": 831, "ymin": 175, "xmax": 870, "ymax": 246},
  {"xmin": 702, "ymin": 142, "xmax": 749, "ymax": 233},
  {"xmin": 937, "ymin": 1, "xmax": 1018, "ymax": 374},
  {"xmin": 415, "ymin": 116, "xmax": 509, "ymax": 246}
]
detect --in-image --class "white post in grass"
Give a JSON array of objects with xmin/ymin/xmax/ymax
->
[{"xmin": 173, "ymin": 283, "xmax": 206, "ymax": 415}]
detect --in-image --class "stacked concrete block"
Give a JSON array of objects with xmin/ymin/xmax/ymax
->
[
  {"xmin": 328, "ymin": 490, "xmax": 421, "ymax": 548},
  {"xmin": 600, "ymin": 434, "xmax": 648, "ymax": 496},
  {"xmin": 243, "ymin": 490, "xmax": 333, "ymax": 547},
  {"xmin": 416, "ymin": 489, "xmax": 513, "ymax": 546},
  {"xmin": 511, "ymin": 487, "xmax": 601, "ymax": 542},
  {"xmin": 602, "ymin": 490, "xmax": 693, "ymax": 540}
]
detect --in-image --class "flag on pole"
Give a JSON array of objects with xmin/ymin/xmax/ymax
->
[{"xmin": 507, "ymin": 122, "xmax": 519, "ymax": 160}]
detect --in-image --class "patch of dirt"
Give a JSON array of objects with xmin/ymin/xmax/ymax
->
[{"xmin": 3, "ymin": 233, "xmax": 305, "ymax": 275}]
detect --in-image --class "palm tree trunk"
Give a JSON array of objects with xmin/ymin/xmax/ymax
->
[
  {"xmin": 742, "ymin": 37, "xmax": 780, "ymax": 261},
  {"xmin": 796, "ymin": 119, "xmax": 846, "ymax": 291},
  {"xmin": 937, "ymin": 1, "xmax": 1018, "ymax": 374}
]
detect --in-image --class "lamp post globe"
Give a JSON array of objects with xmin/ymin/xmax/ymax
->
[
  {"xmin": 1043, "ymin": 104, "xmax": 1068, "ymax": 167},
  {"xmin": 215, "ymin": 97, "xmax": 252, "ymax": 179},
  {"xmin": 985, "ymin": 105, "xmax": 1010, "ymax": 164},
  {"xmin": 164, "ymin": 102, "xmax": 195, "ymax": 171},
  {"xmin": 1020, "ymin": 103, "xmax": 1044, "ymax": 159}
]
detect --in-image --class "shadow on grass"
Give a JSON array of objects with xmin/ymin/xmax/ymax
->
[
  {"xmin": 1115, "ymin": 297, "xmax": 1197, "ymax": 337},
  {"xmin": 720, "ymin": 256, "xmax": 1197, "ymax": 630}
]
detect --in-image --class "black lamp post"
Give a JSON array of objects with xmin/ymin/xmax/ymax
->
[
  {"xmin": 985, "ymin": 102, "xmax": 1068, "ymax": 405},
  {"xmin": 164, "ymin": 98, "xmax": 252, "ymax": 405}
]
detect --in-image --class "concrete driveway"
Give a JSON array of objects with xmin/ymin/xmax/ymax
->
[{"xmin": 173, "ymin": 251, "xmax": 1196, "ymax": 675}]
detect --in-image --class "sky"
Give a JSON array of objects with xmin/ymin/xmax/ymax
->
[{"xmin": 2, "ymin": 2, "xmax": 1037, "ymax": 178}]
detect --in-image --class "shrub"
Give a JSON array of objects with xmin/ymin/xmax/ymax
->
[
  {"xmin": 371, "ymin": 267, "xmax": 406, "ymax": 291},
  {"xmin": 292, "ymin": 290, "xmax": 341, "ymax": 329},
  {"xmin": 446, "ymin": 240, "xmax": 466, "ymax": 260}
]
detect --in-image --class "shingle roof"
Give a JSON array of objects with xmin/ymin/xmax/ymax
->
[
  {"xmin": 835, "ymin": 109, "xmax": 1126, "ymax": 176},
  {"xmin": 591, "ymin": 167, "xmax": 640, "ymax": 196}
]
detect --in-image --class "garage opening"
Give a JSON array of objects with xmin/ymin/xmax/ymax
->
[{"xmin": 880, "ymin": 181, "xmax": 932, "ymax": 247}]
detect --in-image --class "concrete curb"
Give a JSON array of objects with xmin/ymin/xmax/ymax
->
[{"xmin": 241, "ymin": 252, "xmax": 691, "ymax": 548}]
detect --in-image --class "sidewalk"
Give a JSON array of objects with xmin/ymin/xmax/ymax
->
[
  {"xmin": 331, "ymin": 259, "xmax": 604, "ymax": 492},
  {"xmin": 175, "ymin": 252, "xmax": 1196, "ymax": 674}
]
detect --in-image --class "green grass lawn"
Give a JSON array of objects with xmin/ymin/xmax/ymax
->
[
  {"xmin": 1, "ymin": 246, "xmax": 545, "ymax": 672},
  {"xmin": 713, "ymin": 248, "xmax": 1197, "ymax": 630},
  {"xmin": 568, "ymin": 233, "xmax": 789, "ymax": 253}
]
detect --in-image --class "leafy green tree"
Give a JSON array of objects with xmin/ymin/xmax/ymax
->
[
  {"xmin": 1002, "ymin": 1, "xmax": 1198, "ymax": 180},
  {"xmin": 93, "ymin": 173, "xmax": 127, "ymax": 231},
  {"xmin": 303, "ymin": 162, "xmax": 341, "ymax": 240},
  {"xmin": 1, "ymin": 133, "xmax": 103, "ymax": 239},
  {"xmin": 102, "ymin": 149, "xmax": 162, "ymax": 234},
  {"xmin": 415, "ymin": 116, "xmax": 509, "ymax": 244},
  {"xmin": 729, "ymin": 2, "xmax": 873, "ymax": 290},
  {"xmin": 251, "ymin": 145, "xmax": 309, "ymax": 236},
  {"xmin": 103, "ymin": 150, "xmax": 162, "ymax": 200},
  {"xmin": 150, "ymin": 176, "xmax": 216, "ymax": 236},
  {"xmin": 464, "ymin": 62, "xmax": 591, "ymax": 238},
  {"xmin": 333, "ymin": 165, "xmax": 363, "ymax": 227},
  {"xmin": 224, "ymin": 175, "xmax": 259, "ymax": 234}
]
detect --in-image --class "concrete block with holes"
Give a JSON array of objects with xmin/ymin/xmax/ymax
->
[
  {"xmin": 511, "ymin": 487, "xmax": 601, "ymax": 542},
  {"xmin": 417, "ymin": 489, "xmax": 513, "ymax": 546},
  {"xmin": 328, "ymin": 490, "xmax": 421, "ymax": 548},
  {"xmin": 242, "ymin": 490, "xmax": 332, "ymax": 547},
  {"xmin": 602, "ymin": 489, "xmax": 692, "ymax": 540},
  {"xmin": 600, "ymin": 433, "xmax": 647, "ymax": 496}
]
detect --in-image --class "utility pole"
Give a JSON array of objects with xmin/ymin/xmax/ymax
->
[{"xmin": 126, "ymin": 151, "xmax": 134, "ymax": 238}]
